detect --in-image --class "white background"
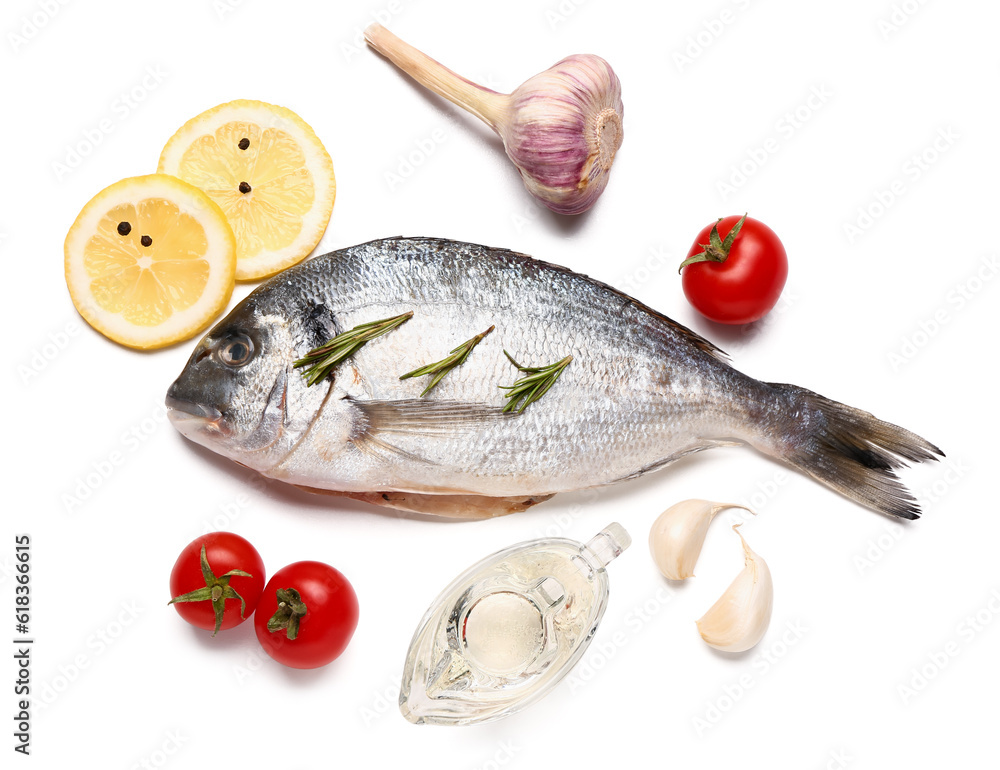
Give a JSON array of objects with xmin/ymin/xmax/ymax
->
[{"xmin": 3, "ymin": 0, "xmax": 997, "ymax": 767}]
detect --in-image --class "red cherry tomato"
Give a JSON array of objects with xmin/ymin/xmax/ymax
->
[
  {"xmin": 680, "ymin": 214, "xmax": 788, "ymax": 324},
  {"xmin": 169, "ymin": 532, "xmax": 266, "ymax": 636},
  {"xmin": 254, "ymin": 561, "xmax": 359, "ymax": 669}
]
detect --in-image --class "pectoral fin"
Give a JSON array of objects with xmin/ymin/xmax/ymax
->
[
  {"xmin": 352, "ymin": 398, "xmax": 510, "ymax": 435},
  {"xmin": 345, "ymin": 397, "xmax": 510, "ymax": 464}
]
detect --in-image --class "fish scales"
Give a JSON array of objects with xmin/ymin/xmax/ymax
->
[
  {"xmin": 166, "ymin": 237, "xmax": 941, "ymax": 519},
  {"xmin": 273, "ymin": 240, "xmax": 735, "ymax": 493}
]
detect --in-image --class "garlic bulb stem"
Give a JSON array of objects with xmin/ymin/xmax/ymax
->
[
  {"xmin": 364, "ymin": 23, "xmax": 624, "ymax": 215},
  {"xmin": 364, "ymin": 24, "xmax": 508, "ymax": 129},
  {"xmin": 696, "ymin": 524, "xmax": 773, "ymax": 653}
]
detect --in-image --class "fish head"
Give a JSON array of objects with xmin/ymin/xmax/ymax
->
[{"xmin": 165, "ymin": 287, "xmax": 332, "ymax": 473}]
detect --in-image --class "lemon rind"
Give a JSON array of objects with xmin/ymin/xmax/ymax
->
[
  {"xmin": 157, "ymin": 99, "xmax": 335, "ymax": 282},
  {"xmin": 64, "ymin": 174, "xmax": 237, "ymax": 350}
]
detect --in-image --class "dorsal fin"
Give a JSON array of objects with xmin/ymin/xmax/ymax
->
[
  {"xmin": 356, "ymin": 236, "xmax": 731, "ymax": 362},
  {"xmin": 502, "ymin": 243, "xmax": 731, "ymax": 362}
]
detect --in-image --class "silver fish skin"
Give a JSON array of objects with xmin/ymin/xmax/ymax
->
[{"xmin": 166, "ymin": 237, "xmax": 941, "ymax": 519}]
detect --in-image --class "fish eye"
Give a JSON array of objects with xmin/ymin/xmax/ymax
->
[{"xmin": 217, "ymin": 334, "xmax": 254, "ymax": 367}]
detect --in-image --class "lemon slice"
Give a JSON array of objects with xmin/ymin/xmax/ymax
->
[
  {"xmin": 64, "ymin": 174, "xmax": 237, "ymax": 350},
  {"xmin": 157, "ymin": 99, "xmax": 335, "ymax": 281}
]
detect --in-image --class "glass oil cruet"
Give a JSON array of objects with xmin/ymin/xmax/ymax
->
[{"xmin": 399, "ymin": 523, "xmax": 631, "ymax": 725}]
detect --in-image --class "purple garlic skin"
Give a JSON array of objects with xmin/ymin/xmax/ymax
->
[
  {"xmin": 501, "ymin": 55, "xmax": 624, "ymax": 216},
  {"xmin": 364, "ymin": 24, "xmax": 624, "ymax": 216}
]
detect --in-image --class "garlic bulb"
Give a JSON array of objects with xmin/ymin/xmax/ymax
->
[
  {"xmin": 364, "ymin": 23, "xmax": 624, "ymax": 215},
  {"xmin": 696, "ymin": 525, "xmax": 773, "ymax": 653},
  {"xmin": 649, "ymin": 500, "xmax": 752, "ymax": 580}
]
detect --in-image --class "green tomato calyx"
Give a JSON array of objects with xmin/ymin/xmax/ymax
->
[
  {"xmin": 267, "ymin": 587, "xmax": 309, "ymax": 641},
  {"xmin": 168, "ymin": 545, "xmax": 252, "ymax": 637},
  {"xmin": 678, "ymin": 213, "xmax": 748, "ymax": 272}
]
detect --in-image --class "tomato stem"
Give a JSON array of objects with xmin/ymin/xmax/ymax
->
[
  {"xmin": 267, "ymin": 587, "xmax": 309, "ymax": 641},
  {"xmin": 168, "ymin": 545, "xmax": 253, "ymax": 637},
  {"xmin": 678, "ymin": 213, "xmax": 748, "ymax": 272}
]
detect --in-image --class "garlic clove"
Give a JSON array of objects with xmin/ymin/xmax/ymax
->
[
  {"xmin": 648, "ymin": 500, "xmax": 753, "ymax": 581},
  {"xmin": 364, "ymin": 24, "xmax": 623, "ymax": 215},
  {"xmin": 696, "ymin": 525, "xmax": 773, "ymax": 653}
]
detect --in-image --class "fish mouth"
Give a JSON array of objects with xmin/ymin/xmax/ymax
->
[
  {"xmin": 165, "ymin": 393, "xmax": 229, "ymax": 441},
  {"xmin": 165, "ymin": 394, "xmax": 222, "ymax": 421}
]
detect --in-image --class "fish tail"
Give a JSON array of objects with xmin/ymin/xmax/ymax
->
[{"xmin": 753, "ymin": 383, "xmax": 943, "ymax": 519}]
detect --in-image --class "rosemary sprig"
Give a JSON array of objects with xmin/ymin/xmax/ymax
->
[
  {"xmin": 499, "ymin": 351, "xmax": 573, "ymax": 413},
  {"xmin": 399, "ymin": 325, "xmax": 495, "ymax": 396},
  {"xmin": 294, "ymin": 311, "xmax": 413, "ymax": 386}
]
